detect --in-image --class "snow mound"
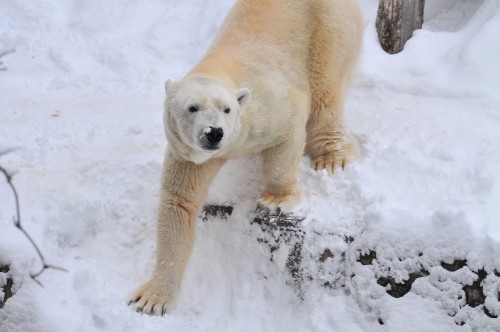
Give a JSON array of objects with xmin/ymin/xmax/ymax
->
[{"xmin": 1, "ymin": 0, "xmax": 500, "ymax": 331}]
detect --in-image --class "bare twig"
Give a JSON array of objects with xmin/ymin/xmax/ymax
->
[
  {"xmin": 0, "ymin": 49, "xmax": 15, "ymax": 57},
  {"xmin": 0, "ymin": 152, "xmax": 67, "ymax": 287},
  {"xmin": 0, "ymin": 149, "xmax": 18, "ymax": 157},
  {"xmin": 0, "ymin": 48, "xmax": 15, "ymax": 71}
]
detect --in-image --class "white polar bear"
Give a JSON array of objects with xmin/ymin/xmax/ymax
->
[{"xmin": 130, "ymin": 0, "xmax": 363, "ymax": 315}]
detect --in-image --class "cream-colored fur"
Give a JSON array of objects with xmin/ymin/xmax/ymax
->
[{"xmin": 130, "ymin": 0, "xmax": 362, "ymax": 315}]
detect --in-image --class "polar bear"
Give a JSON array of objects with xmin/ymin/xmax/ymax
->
[{"xmin": 130, "ymin": 0, "xmax": 362, "ymax": 315}]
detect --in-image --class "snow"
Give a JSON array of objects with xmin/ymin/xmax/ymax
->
[{"xmin": 1, "ymin": 0, "xmax": 500, "ymax": 331}]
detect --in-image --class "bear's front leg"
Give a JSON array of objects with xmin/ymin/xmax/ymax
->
[
  {"xmin": 129, "ymin": 151, "xmax": 224, "ymax": 315},
  {"xmin": 258, "ymin": 135, "xmax": 304, "ymax": 214}
]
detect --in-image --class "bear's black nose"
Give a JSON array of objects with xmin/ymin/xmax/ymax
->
[{"xmin": 205, "ymin": 126, "xmax": 224, "ymax": 144}]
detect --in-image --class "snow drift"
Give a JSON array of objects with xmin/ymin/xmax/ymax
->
[{"xmin": 1, "ymin": 0, "xmax": 500, "ymax": 331}]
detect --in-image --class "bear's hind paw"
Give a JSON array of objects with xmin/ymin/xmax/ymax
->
[
  {"xmin": 311, "ymin": 154, "xmax": 347, "ymax": 175},
  {"xmin": 309, "ymin": 137, "xmax": 357, "ymax": 175}
]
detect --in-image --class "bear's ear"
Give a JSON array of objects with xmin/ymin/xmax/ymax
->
[
  {"xmin": 165, "ymin": 79, "xmax": 179, "ymax": 95},
  {"xmin": 236, "ymin": 88, "xmax": 251, "ymax": 107}
]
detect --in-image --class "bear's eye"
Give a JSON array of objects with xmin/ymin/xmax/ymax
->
[
  {"xmin": 188, "ymin": 105, "xmax": 199, "ymax": 113},
  {"xmin": 224, "ymin": 108, "xmax": 231, "ymax": 114}
]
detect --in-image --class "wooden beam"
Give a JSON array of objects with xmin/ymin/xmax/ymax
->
[
  {"xmin": 0, "ymin": 264, "xmax": 13, "ymax": 309},
  {"xmin": 376, "ymin": 0, "xmax": 425, "ymax": 54}
]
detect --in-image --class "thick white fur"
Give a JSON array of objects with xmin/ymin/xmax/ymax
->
[{"xmin": 130, "ymin": 0, "xmax": 362, "ymax": 315}]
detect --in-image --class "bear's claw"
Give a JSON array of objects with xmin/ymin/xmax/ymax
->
[
  {"xmin": 311, "ymin": 155, "xmax": 346, "ymax": 175},
  {"xmin": 309, "ymin": 136, "xmax": 357, "ymax": 175},
  {"xmin": 257, "ymin": 191, "xmax": 300, "ymax": 214},
  {"xmin": 128, "ymin": 281, "xmax": 175, "ymax": 316},
  {"xmin": 256, "ymin": 202, "xmax": 284, "ymax": 215}
]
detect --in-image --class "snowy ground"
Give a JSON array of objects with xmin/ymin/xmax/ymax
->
[{"xmin": 1, "ymin": 0, "xmax": 500, "ymax": 331}]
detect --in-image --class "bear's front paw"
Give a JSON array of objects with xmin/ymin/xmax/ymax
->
[
  {"xmin": 257, "ymin": 191, "xmax": 300, "ymax": 214},
  {"xmin": 128, "ymin": 280, "xmax": 176, "ymax": 316}
]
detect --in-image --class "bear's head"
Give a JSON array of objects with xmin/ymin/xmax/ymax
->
[{"xmin": 163, "ymin": 77, "xmax": 251, "ymax": 164}]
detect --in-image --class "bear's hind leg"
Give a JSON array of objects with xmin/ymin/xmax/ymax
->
[
  {"xmin": 305, "ymin": 89, "xmax": 356, "ymax": 175},
  {"xmin": 306, "ymin": 12, "xmax": 361, "ymax": 174}
]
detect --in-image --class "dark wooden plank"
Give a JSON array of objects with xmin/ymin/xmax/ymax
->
[
  {"xmin": 376, "ymin": 0, "xmax": 425, "ymax": 54},
  {"xmin": 0, "ymin": 264, "xmax": 13, "ymax": 309}
]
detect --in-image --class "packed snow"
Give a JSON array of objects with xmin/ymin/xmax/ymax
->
[{"xmin": 1, "ymin": 0, "xmax": 500, "ymax": 331}]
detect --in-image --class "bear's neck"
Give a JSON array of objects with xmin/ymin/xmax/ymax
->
[{"xmin": 186, "ymin": 49, "xmax": 243, "ymax": 88}]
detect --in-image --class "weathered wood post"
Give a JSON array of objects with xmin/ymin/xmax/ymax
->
[
  {"xmin": 0, "ymin": 264, "xmax": 14, "ymax": 308},
  {"xmin": 376, "ymin": 0, "xmax": 425, "ymax": 54}
]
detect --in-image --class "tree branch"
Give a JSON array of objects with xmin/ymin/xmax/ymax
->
[
  {"xmin": 0, "ymin": 151, "xmax": 67, "ymax": 287},
  {"xmin": 0, "ymin": 49, "xmax": 15, "ymax": 71}
]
